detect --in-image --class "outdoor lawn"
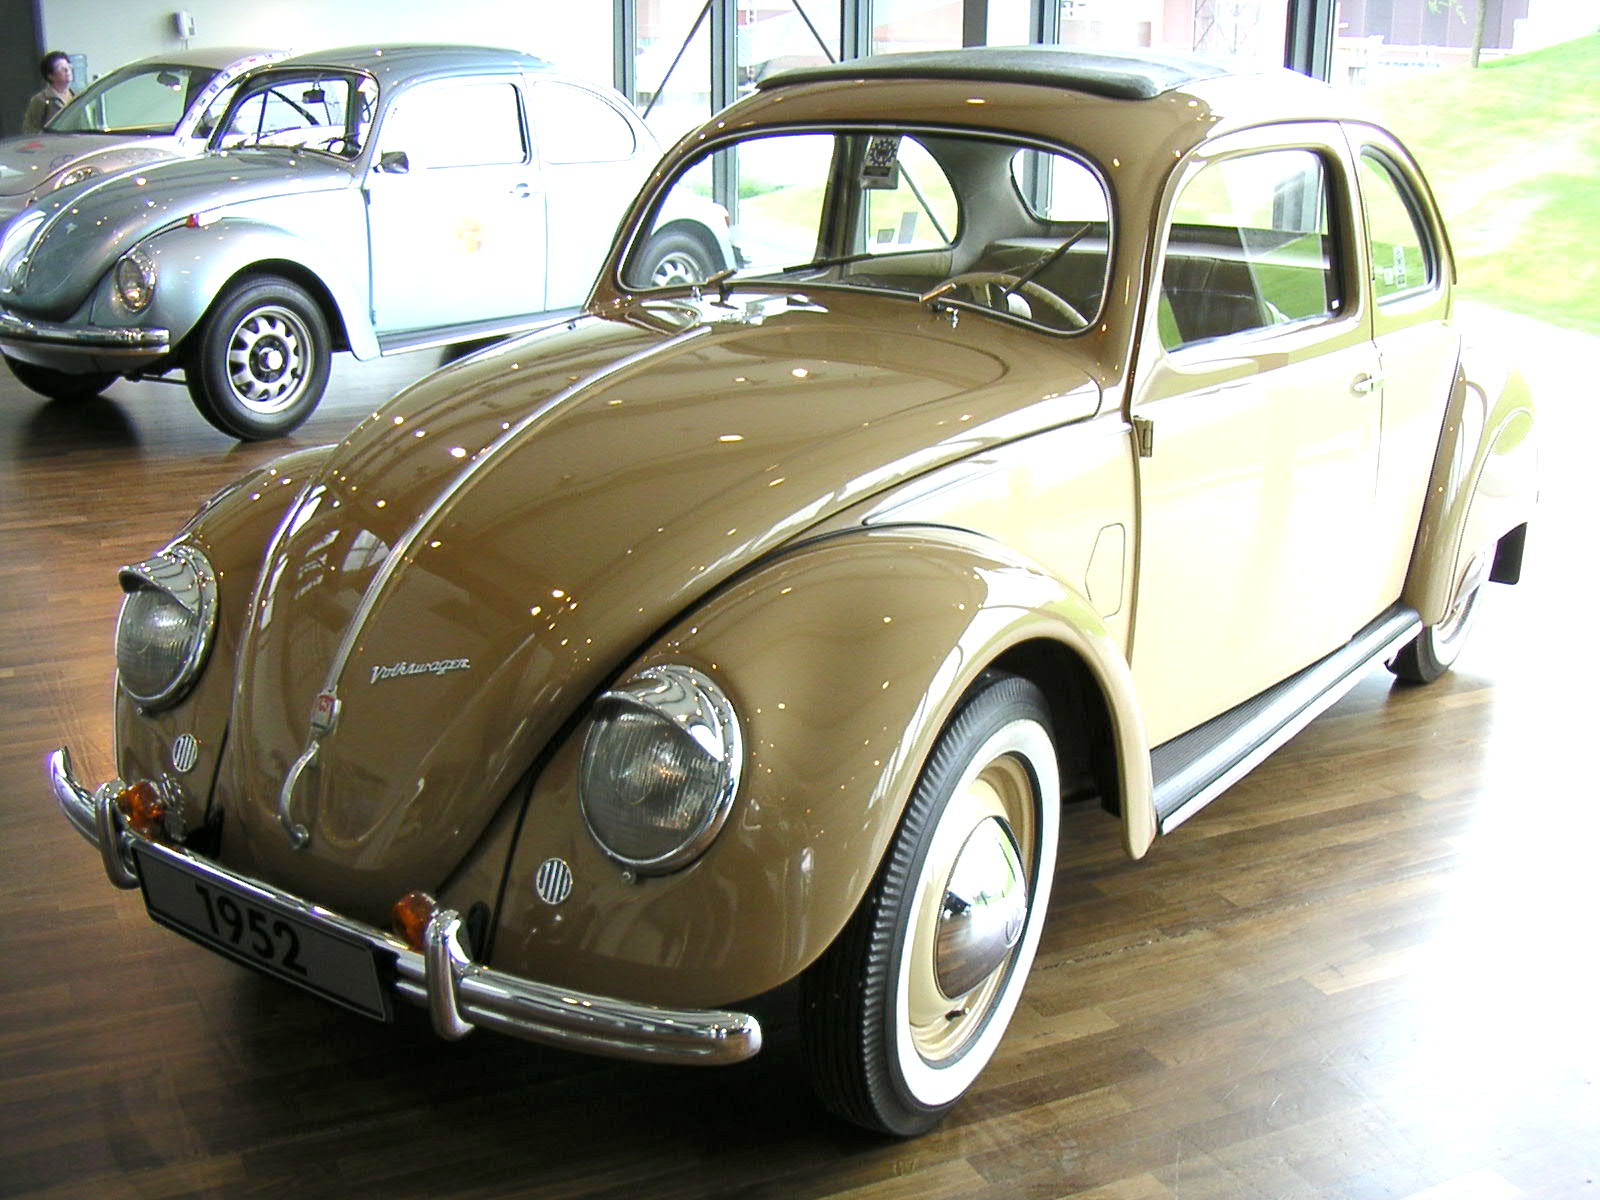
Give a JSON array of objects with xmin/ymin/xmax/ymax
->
[{"xmin": 1364, "ymin": 33, "xmax": 1600, "ymax": 334}]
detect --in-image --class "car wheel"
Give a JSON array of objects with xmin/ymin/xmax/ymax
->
[
  {"xmin": 186, "ymin": 277, "xmax": 330, "ymax": 440},
  {"xmin": 639, "ymin": 231, "xmax": 717, "ymax": 288},
  {"xmin": 801, "ymin": 673, "xmax": 1059, "ymax": 1135},
  {"xmin": 5, "ymin": 355, "xmax": 117, "ymax": 402},
  {"xmin": 1389, "ymin": 572, "xmax": 1484, "ymax": 685}
]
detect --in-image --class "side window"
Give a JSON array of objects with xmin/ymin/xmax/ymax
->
[
  {"xmin": 529, "ymin": 83, "xmax": 637, "ymax": 164},
  {"xmin": 1160, "ymin": 148, "xmax": 1342, "ymax": 350},
  {"xmin": 862, "ymin": 135, "xmax": 958, "ymax": 252},
  {"xmin": 1359, "ymin": 152, "xmax": 1436, "ymax": 302},
  {"xmin": 381, "ymin": 81, "xmax": 526, "ymax": 169}
]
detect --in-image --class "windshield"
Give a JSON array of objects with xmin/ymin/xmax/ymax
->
[
  {"xmin": 48, "ymin": 63, "xmax": 221, "ymax": 135},
  {"xmin": 622, "ymin": 127, "xmax": 1112, "ymax": 333},
  {"xmin": 212, "ymin": 70, "xmax": 377, "ymax": 159}
]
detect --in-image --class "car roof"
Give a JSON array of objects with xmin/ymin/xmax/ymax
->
[
  {"xmin": 760, "ymin": 45, "xmax": 1245, "ymax": 101},
  {"xmin": 269, "ymin": 43, "xmax": 553, "ymax": 85},
  {"xmin": 93, "ymin": 46, "xmax": 281, "ymax": 73}
]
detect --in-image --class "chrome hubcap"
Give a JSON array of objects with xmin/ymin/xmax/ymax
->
[
  {"xmin": 935, "ymin": 816, "xmax": 1027, "ymax": 998},
  {"xmin": 226, "ymin": 305, "xmax": 309, "ymax": 414},
  {"xmin": 906, "ymin": 753, "xmax": 1036, "ymax": 1064}
]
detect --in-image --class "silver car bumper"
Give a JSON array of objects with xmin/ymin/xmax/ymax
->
[
  {"xmin": 0, "ymin": 306, "xmax": 169, "ymax": 364},
  {"xmin": 48, "ymin": 747, "xmax": 762, "ymax": 1066}
]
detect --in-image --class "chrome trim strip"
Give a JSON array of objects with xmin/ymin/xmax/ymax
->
[
  {"xmin": 1157, "ymin": 613, "xmax": 1424, "ymax": 835},
  {"xmin": 47, "ymin": 747, "xmax": 763, "ymax": 1067},
  {"xmin": 276, "ymin": 741, "xmax": 317, "ymax": 849},
  {"xmin": 0, "ymin": 305, "xmax": 170, "ymax": 356}
]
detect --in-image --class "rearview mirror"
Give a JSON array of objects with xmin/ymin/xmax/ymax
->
[{"xmin": 376, "ymin": 150, "xmax": 410, "ymax": 174}]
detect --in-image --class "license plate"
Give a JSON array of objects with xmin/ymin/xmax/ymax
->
[{"xmin": 133, "ymin": 844, "xmax": 392, "ymax": 1021}]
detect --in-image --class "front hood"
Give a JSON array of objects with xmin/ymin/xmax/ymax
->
[
  {"xmin": 0, "ymin": 132, "xmax": 163, "ymax": 197},
  {"xmin": 5, "ymin": 152, "xmax": 351, "ymax": 318},
  {"xmin": 221, "ymin": 294, "xmax": 1101, "ymax": 915}
]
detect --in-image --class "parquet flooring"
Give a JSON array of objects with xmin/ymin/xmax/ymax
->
[{"xmin": 1, "ymin": 313, "xmax": 1594, "ymax": 1198}]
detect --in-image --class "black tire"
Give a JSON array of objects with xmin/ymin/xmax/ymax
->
[
  {"xmin": 186, "ymin": 276, "xmax": 331, "ymax": 440},
  {"xmin": 1389, "ymin": 576, "xmax": 1484, "ymax": 684},
  {"xmin": 5, "ymin": 355, "xmax": 116, "ymax": 402},
  {"xmin": 638, "ymin": 230, "xmax": 718, "ymax": 288},
  {"xmin": 800, "ymin": 674, "xmax": 1060, "ymax": 1136}
]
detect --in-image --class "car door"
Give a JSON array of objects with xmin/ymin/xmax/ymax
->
[
  {"xmin": 527, "ymin": 80, "xmax": 650, "ymax": 311},
  {"xmin": 365, "ymin": 75, "xmax": 546, "ymax": 334},
  {"xmin": 1127, "ymin": 127, "xmax": 1384, "ymax": 746},
  {"xmin": 1348, "ymin": 128, "xmax": 1461, "ymax": 618}
]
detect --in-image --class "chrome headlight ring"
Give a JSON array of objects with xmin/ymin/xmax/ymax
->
[
  {"xmin": 115, "ymin": 544, "xmax": 218, "ymax": 710},
  {"xmin": 114, "ymin": 245, "xmax": 157, "ymax": 313},
  {"xmin": 0, "ymin": 209, "xmax": 46, "ymax": 289},
  {"xmin": 579, "ymin": 664, "xmax": 743, "ymax": 876},
  {"xmin": 52, "ymin": 165, "xmax": 99, "ymax": 191}
]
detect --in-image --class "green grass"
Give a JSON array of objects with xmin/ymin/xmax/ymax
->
[{"xmin": 1364, "ymin": 34, "xmax": 1600, "ymax": 333}]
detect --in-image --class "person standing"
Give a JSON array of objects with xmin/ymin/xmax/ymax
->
[{"xmin": 22, "ymin": 52, "xmax": 74, "ymax": 134}]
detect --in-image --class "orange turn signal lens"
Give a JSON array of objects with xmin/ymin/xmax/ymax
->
[
  {"xmin": 114, "ymin": 780, "xmax": 167, "ymax": 837},
  {"xmin": 391, "ymin": 891, "xmax": 437, "ymax": 951}
]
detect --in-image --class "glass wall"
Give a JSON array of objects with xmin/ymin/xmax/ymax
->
[
  {"xmin": 738, "ymin": 0, "xmax": 841, "ymax": 96},
  {"xmin": 871, "ymin": 0, "xmax": 964, "ymax": 53},
  {"xmin": 634, "ymin": 0, "xmax": 716, "ymax": 146},
  {"xmin": 1055, "ymin": 0, "xmax": 1288, "ymax": 69}
]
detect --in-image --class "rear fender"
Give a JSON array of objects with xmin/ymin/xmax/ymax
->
[
  {"xmin": 475, "ymin": 526, "xmax": 1151, "ymax": 1008},
  {"xmin": 1402, "ymin": 353, "xmax": 1537, "ymax": 624}
]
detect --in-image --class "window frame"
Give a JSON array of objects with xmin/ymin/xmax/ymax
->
[
  {"xmin": 374, "ymin": 75, "xmax": 531, "ymax": 171},
  {"xmin": 1355, "ymin": 145, "xmax": 1444, "ymax": 308},
  {"xmin": 1149, "ymin": 126, "xmax": 1364, "ymax": 359},
  {"xmin": 613, "ymin": 120, "xmax": 1115, "ymax": 336}
]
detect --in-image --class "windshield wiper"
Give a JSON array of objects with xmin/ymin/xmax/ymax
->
[
  {"xmin": 778, "ymin": 249, "xmax": 883, "ymax": 274},
  {"xmin": 998, "ymin": 221, "xmax": 1096, "ymax": 301}
]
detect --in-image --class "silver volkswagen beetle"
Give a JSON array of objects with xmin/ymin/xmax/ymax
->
[
  {"xmin": 0, "ymin": 44, "xmax": 733, "ymax": 439},
  {"xmin": 0, "ymin": 47, "xmax": 285, "ymax": 224}
]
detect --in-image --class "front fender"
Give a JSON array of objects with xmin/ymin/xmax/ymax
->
[
  {"xmin": 113, "ymin": 446, "xmax": 337, "ymax": 826},
  {"xmin": 1402, "ymin": 351, "xmax": 1537, "ymax": 624},
  {"xmin": 472, "ymin": 525, "xmax": 1151, "ymax": 1008},
  {"xmin": 87, "ymin": 214, "xmax": 374, "ymax": 357}
]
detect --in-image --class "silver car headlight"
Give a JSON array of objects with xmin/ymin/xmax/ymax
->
[
  {"xmin": 0, "ymin": 209, "xmax": 45, "ymax": 289},
  {"xmin": 579, "ymin": 665, "xmax": 743, "ymax": 875},
  {"xmin": 51, "ymin": 165, "xmax": 98, "ymax": 191},
  {"xmin": 116, "ymin": 544, "xmax": 218, "ymax": 710},
  {"xmin": 113, "ymin": 246, "xmax": 156, "ymax": 312}
]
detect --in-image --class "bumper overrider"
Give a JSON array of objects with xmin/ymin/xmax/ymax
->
[
  {"xmin": 48, "ymin": 747, "xmax": 762, "ymax": 1066},
  {"xmin": 0, "ymin": 305, "xmax": 169, "ymax": 369}
]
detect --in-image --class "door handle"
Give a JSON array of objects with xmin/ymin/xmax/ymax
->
[
  {"xmin": 1351, "ymin": 373, "xmax": 1383, "ymax": 395},
  {"xmin": 511, "ymin": 182, "xmax": 532, "ymax": 199}
]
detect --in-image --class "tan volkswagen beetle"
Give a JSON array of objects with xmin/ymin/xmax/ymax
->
[{"xmin": 49, "ymin": 47, "xmax": 1536, "ymax": 1135}]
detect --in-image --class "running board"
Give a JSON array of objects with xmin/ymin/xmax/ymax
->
[
  {"xmin": 377, "ymin": 308, "xmax": 582, "ymax": 356},
  {"xmin": 1152, "ymin": 604, "xmax": 1423, "ymax": 835}
]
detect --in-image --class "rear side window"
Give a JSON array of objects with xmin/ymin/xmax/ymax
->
[
  {"xmin": 1359, "ymin": 151, "xmax": 1437, "ymax": 302},
  {"xmin": 529, "ymin": 82, "xmax": 638, "ymax": 164},
  {"xmin": 1160, "ymin": 148, "xmax": 1342, "ymax": 349}
]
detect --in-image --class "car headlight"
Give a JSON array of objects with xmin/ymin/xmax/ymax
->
[
  {"xmin": 52, "ymin": 165, "xmax": 98, "ymax": 191},
  {"xmin": 116, "ymin": 544, "xmax": 218, "ymax": 710},
  {"xmin": 0, "ymin": 209, "xmax": 45, "ymax": 289},
  {"xmin": 113, "ymin": 246, "xmax": 156, "ymax": 312},
  {"xmin": 579, "ymin": 665, "xmax": 742, "ymax": 875}
]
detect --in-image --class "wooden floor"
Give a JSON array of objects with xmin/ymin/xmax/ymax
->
[{"xmin": 2, "ymin": 314, "xmax": 1596, "ymax": 1200}]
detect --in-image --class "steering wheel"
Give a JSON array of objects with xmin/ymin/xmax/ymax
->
[{"xmin": 920, "ymin": 271, "xmax": 1088, "ymax": 329}]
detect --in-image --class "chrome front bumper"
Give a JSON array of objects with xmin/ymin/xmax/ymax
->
[
  {"xmin": 48, "ymin": 747, "xmax": 761, "ymax": 1066},
  {"xmin": 0, "ymin": 306, "xmax": 169, "ymax": 364}
]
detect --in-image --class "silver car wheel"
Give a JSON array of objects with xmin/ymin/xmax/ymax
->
[
  {"xmin": 225, "ymin": 304, "xmax": 312, "ymax": 415},
  {"xmin": 651, "ymin": 251, "xmax": 704, "ymax": 288}
]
